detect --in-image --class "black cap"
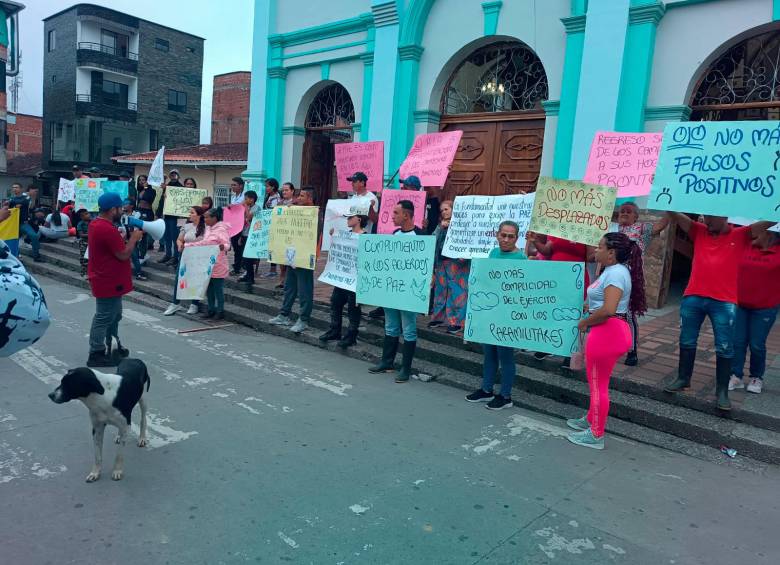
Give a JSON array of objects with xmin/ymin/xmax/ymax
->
[
  {"xmin": 347, "ymin": 172, "xmax": 368, "ymax": 183},
  {"xmin": 71, "ymin": 164, "xmax": 81, "ymax": 170}
]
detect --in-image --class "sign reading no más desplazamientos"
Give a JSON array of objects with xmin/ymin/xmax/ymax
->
[
  {"xmin": 649, "ymin": 121, "xmax": 780, "ymax": 221},
  {"xmin": 465, "ymin": 259, "xmax": 584, "ymax": 356}
]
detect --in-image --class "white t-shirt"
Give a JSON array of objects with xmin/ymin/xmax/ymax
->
[
  {"xmin": 587, "ymin": 264, "xmax": 632, "ymax": 314},
  {"xmin": 44, "ymin": 213, "xmax": 71, "ymax": 232}
]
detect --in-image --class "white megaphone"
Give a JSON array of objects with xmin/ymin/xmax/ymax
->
[{"xmin": 125, "ymin": 217, "xmax": 166, "ymax": 241}]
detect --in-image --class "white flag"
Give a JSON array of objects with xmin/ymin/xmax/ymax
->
[{"xmin": 148, "ymin": 146, "xmax": 165, "ymax": 187}]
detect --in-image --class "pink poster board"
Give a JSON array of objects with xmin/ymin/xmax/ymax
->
[
  {"xmin": 399, "ymin": 130, "xmax": 463, "ymax": 187},
  {"xmin": 583, "ymin": 131, "xmax": 663, "ymax": 197},
  {"xmin": 334, "ymin": 141, "xmax": 385, "ymax": 192},
  {"xmin": 377, "ymin": 190, "xmax": 427, "ymax": 234},
  {"xmin": 223, "ymin": 204, "xmax": 246, "ymax": 238}
]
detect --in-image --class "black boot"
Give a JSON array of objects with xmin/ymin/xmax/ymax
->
[
  {"xmin": 87, "ymin": 350, "xmax": 115, "ymax": 368},
  {"xmin": 715, "ymin": 356, "xmax": 732, "ymax": 411},
  {"xmin": 338, "ymin": 327, "xmax": 358, "ymax": 349},
  {"xmin": 319, "ymin": 327, "xmax": 341, "ymax": 342},
  {"xmin": 624, "ymin": 349, "xmax": 638, "ymax": 366},
  {"xmin": 665, "ymin": 348, "xmax": 696, "ymax": 392},
  {"xmin": 395, "ymin": 340, "xmax": 417, "ymax": 383},
  {"xmin": 369, "ymin": 336, "xmax": 399, "ymax": 373}
]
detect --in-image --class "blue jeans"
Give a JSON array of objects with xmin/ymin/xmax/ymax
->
[
  {"xmin": 679, "ymin": 296, "xmax": 736, "ymax": 358},
  {"xmin": 131, "ymin": 246, "xmax": 142, "ymax": 276},
  {"xmin": 19, "ymin": 223, "xmax": 40, "ymax": 257},
  {"xmin": 206, "ymin": 278, "xmax": 225, "ymax": 313},
  {"xmin": 732, "ymin": 306, "xmax": 778, "ymax": 379},
  {"xmin": 89, "ymin": 296, "xmax": 122, "ymax": 353},
  {"xmin": 163, "ymin": 216, "xmax": 179, "ymax": 258},
  {"xmin": 384, "ymin": 308, "xmax": 418, "ymax": 341},
  {"xmin": 482, "ymin": 344, "xmax": 517, "ymax": 398}
]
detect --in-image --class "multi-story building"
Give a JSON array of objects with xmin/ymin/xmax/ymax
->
[
  {"xmin": 41, "ymin": 3, "xmax": 204, "ymax": 184},
  {"xmin": 0, "ymin": 0, "xmax": 24, "ymax": 175},
  {"xmin": 211, "ymin": 71, "xmax": 251, "ymax": 144}
]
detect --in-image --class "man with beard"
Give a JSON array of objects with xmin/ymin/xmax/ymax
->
[{"xmin": 85, "ymin": 192, "xmax": 143, "ymax": 367}]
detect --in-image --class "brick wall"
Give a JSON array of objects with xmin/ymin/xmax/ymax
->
[
  {"xmin": 8, "ymin": 114, "xmax": 43, "ymax": 156},
  {"xmin": 211, "ymin": 71, "xmax": 250, "ymax": 144}
]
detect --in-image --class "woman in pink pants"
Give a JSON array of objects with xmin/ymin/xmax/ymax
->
[{"xmin": 567, "ymin": 232, "xmax": 645, "ymax": 450}]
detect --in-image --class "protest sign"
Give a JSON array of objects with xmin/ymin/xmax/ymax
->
[
  {"xmin": 728, "ymin": 216, "xmax": 780, "ymax": 232},
  {"xmin": 162, "ymin": 187, "xmax": 207, "ymax": 217},
  {"xmin": 334, "ymin": 141, "xmax": 384, "ymax": 192},
  {"xmin": 245, "ymin": 180, "xmax": 266, "ymax": 208},
  {"xmin": 465, "ymin": 259, "xmax": 584, "ymax": 355},
  {"xmin": 583, "ymin": 131, "xmax": 663, "ymax": 197},
  {"xmin": 528, "ymin": 177, "xmax": 617, "ymax": 247},
  {"xmin": 649, "ymin": 121, "xmax": 780, "ymax": 221},
  {"xmin": 101, "ymin": 180, "xmax": 129, "ymax": 201},
  {"xmin": 0, "ymin": 208, "xmax": 19, "ymax": 255},
  {"xmin": 176, "ymin": 245, "xmax": 219, "ymax": 300},
  {"xmin": 148, "ymin": 146, "xmax": 165, "ymax": 186},
  {"xmin": 322, "ymin": 199, "xmax": 352, "ymax": 251},
  {"xmin": 58, "ymin": 178, "xmax": 75, "ymax": 202},
  {"xmin": 443, "ymin": 193, "xmax": 535, "ymax": 259},
  {"xmin": 399, "ymin": 131, "xmax": 463, "ymax": 187},
  {"xmin": 223, "ymin": 204, "xmax": 245, "ymax": 238},
  {"xmin": 318, "ymin": 230, "xmax": 359, "ymax": 292},
  {"xmin": 377, "ymin": 190, "xmax": 426, "ymax": 234},
  {"xmin": 74, "ymin": 178, "xmax": 105, "ymax": 212},
  {"xmin": 356, "ymin": 234, "xmax": 435, "ymax": 314},
  {"xmin": 242, "ymin": 209, "xmax": 273, "ymax": 259},
  {"xmin": 268, "ymin": 206, "xmax": 319, "ymax": 269}
]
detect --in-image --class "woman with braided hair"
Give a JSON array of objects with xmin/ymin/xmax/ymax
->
[{"xmin": 567, "ymin": 232, "xmax": 644, "ymax": 450}]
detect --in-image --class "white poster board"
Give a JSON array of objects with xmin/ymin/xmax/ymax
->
[
  {"xmin": 318, "ymin": 230, "xmax": 359, "ymax": 292},
  {"xmin": 321, "ymin": 199, "xmax": 352, "ymax": 252},
  {"xmin": 175, "ymin": 245, "xmax": 219, "ymax": 300}
]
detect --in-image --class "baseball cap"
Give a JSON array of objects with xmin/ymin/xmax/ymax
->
[
  {"xmin": 399, "ymin": 175, "xmax": 422, "ymax": 189},
  {"xmin": 343, "ymin": 204, "xmax": 370, "ymax": 217},
  {"xmin": 347, "ymin": 172, "xmax": 368, "ymax": 183},
  {"xmin": 169, "ymin": 169, "xmax": 180, "ymax": 176},
  {"xmin": 98, "ymin": 192, "xmax": 124, "ymax": 211}
]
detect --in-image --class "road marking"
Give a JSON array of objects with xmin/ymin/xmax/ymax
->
[
  {"xmin": 58, "ymin": 293, "xmax": 90, "ymax": 305},
  {"xmin": 534, "ymin": 527, "xmax": 596, "ymax": 559},
  {"xmin": 9, "ymin": 348, "xmax": 62, "ymax": 385},
  {"xmin": 235, "ymin": 402, "xmax": 261, "ymax": 415},
  {"xmin": 131, "ymin": 412, "xmax": 198, "ymax": 449},
  {"xmin": 0, "ymin": 440, "xmax": 67, "ymax": 484},
  {"xmin": 277, "ymin": 531, "xmax": 299, "ymax": 549}
]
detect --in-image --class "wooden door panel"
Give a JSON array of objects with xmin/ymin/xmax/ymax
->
[
  {"xmin": 441, "ymin": 122, "xmax": 495, "ymax": 201},
  {"xmin": 301, "ymin": 132, "xmax": 334, "ymax": 208},
  {"xmin": 494, "ymin": 122, "xmax": 545, "ymax": 194}
]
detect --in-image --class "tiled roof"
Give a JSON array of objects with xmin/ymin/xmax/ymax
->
[{"xmin": 114, "ymin": 143, "xmax": 247, "ymax": 165}]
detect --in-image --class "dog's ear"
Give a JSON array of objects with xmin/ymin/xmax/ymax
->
[{"xmin": 62, "ymin": 367, "xmax": 105, "ymax": 398}]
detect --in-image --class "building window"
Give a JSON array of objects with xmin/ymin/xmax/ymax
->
[
  {"xmin": 305, "ymin": 84, "xmax": 355, "ymax": 129},
  {"xmin": 51, "ymin": 75, "xmax": 57, "ymax": 84},
  {"xmin": 101, "ymin": 28, "xmax": 129, "ymax": 58},
  {"xmin": 102, "ymin": 79, "xmax": 129, "ymax": 109},
  {"xmin": 47, "ymin": 30, "xmax": 56, "ymax": 52},
  {"xmin": 149, "ymin": 129, "xmax": 159, "ymax": 151},
  {"xmin": 155, "ymin": 38, "xmax": 169, "ymax": 52},
  {"xmin": 168, "ymin": 89, "xmax": 187, "ymax": 113}
]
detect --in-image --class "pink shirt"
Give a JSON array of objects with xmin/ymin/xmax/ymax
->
[{"xmin": 186, "ymin": 221, "xmax": 230, "ymax": 279}]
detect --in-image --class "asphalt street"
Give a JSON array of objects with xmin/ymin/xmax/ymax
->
[{"xmin": 1, "ymin": 275, "xmax": 779, "ymax": 565}]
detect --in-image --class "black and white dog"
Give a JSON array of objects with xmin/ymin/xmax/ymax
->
[{"xmin": 49, "ymin": 358, "xmax": 150, "ymax": 482}]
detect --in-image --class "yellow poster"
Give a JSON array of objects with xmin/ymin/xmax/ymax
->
[
  {"xmin": 0, "ymin": 207, "xmax": 20, "ymax": 240},
  {"xmin": 162, "ymin": 187, "xmax": 207, "ymax": 217},
  {"xmin": 267, "ymin": 206, "xmax": 319, "ymax": 269}
]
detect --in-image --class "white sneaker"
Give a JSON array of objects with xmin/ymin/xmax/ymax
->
[
  {"xmin": 163, "ymin": 304, "xmax": 182, "ymax": 316},
  {"xmin": 186, "ymin": 304, "xmax": 198, "ymax": 315},
  {"xmin": 269, "ymin": 314, "xmax": 291, "ymax": 326},
  {"xmin": 746, "ymin": 378, "xmax": 763, "ymax": 394},
  {"xmin": 139, "ymin": 256, "xmax": 149, "ymax": 265},
  {"xmin": 289, "ymin": 320, "xmax": 308, "ymax": 333},
  {"xmin": 728, "ymin": 375, "xmax": 745, "ymax": 391}
]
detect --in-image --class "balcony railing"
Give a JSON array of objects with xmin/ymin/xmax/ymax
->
[
  {"xmin": 76, "ymin": 94, "xmax": 137, "ymax": 111},
  {"xmin": 77, "ymin": 41, "xmax": 138, "ymax": 61}
]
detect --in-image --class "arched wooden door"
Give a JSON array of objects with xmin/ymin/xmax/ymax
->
[{"xmin": 438, "ymin": 41, "xmax": 548, "ymax": 202}]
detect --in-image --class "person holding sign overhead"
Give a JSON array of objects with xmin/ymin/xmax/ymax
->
[
  {"xmin": 663, "ymin": 213, "xmax": 777, "ymax": 410},
  {"xmin": 465, "ymin": 221, "xmax": 526, "ymax": 410},
  {"xmin": 567, "ymin": 233, "xmax": 644, "ymax": 450},
  {"xmin": 368, "ymin": 200, "xmax": 424, "ymax": 383}
]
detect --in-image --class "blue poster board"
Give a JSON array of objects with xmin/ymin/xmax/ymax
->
[{"xmin": 101, "ymin": 180, "xmax": 130, "ymax": 200}]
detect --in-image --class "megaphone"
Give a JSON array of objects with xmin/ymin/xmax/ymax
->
[{"xmin": 125, "ymin": 217, "xmax": 166, "ymax": 241}]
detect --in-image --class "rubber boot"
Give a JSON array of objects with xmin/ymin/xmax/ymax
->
[
  {"xmin": 715, "ymin": 356, "xmax": 732, "ymax": 411},
  {"xmin": 318, "ymin": 326, "xmax": 341, "ymax": 342},
  {"xmin": 395, "ymin": 340, "xmax": 417, "ymax": 383},
  {"xmin": 664, "ymin": 348, "xmax": 696, "ymax": 392},
  {"xmin": 369, "ymin": 336, "xmax": 399, "ymax": 373},
  {"xmin": 338, "ymin": 327, "xmax": 358, "ymax": 349}
]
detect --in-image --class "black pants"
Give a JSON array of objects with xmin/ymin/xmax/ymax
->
[
  {"xmin": 243, "ymin": 258, "xmax": 257, "ymax": 283},
  {"xmin": 329, "ymin": 287, "xmax": 361, "ymax": 333},
  {"xmin": 231, "ymin": 234, "xmax": 245, "ymax": 272}
]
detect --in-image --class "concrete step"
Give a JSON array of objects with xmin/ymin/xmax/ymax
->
[{"xmin": 20, "ymin": 243, "xmax": 780, "ymax": 465}]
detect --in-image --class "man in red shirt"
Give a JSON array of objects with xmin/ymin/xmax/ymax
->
[
  {"xmin": 664, "ymin": 213, "xmax": 777, "ymax": 410},
  {"xmin": 86, "ymin": 192, "xmax": 143, "ymax": 367}
]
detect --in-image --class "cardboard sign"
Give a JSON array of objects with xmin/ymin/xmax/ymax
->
[
  {"xmin": 399, "ymin": 131, "xmax": 463, "ymax": 187},
  {"xmin": 465, "ymin": 259, "xmax": 584, "ymax": 355},
  {"xmin": 318, "ymin": 230, "xmax": 359, "ymax": 292},
  {"xmin": 268, "ymin": 206, "xmax": 319, "ymax": 269},
  {"xmin": 528, "ymin": 177, "xmax": 617, "ymax": 247},
  {"xmin": 58, "ymin": 178, "xmax": 75, "ymax": 202},
  {"xmin": 377, "ymin": 190, "xmax": 426, "ymax": 234},
  {"xmin": 223, "ymin": 204, "xmax": 246, "ymax": 238},
  {"xmin": 176, "ymin": 245, "xmax": 220, "ymax": 300},
  {"xmin": 245, "ymin": 180, "xmax": 266, "ymax": 211},
  {"xmin": 322, "ymin": 199, "xmax": 352, "ymax": 252},
  {"xmin": 334, "ymin": 141, "xmax": 384, "ymax": 192},
  {"xmin": 583, "ymin": 131, "xmax": 663, "ymax": 197},
  {"xmin": 650, "ymin": 121, "xmax": 780, "ymax": 220},
  {"xmin": 162, "ymin": 187, "xmax": 207, "ymax": 217},
  {"xmin": 0, "ymin": 207, "xmax": 20, "ymax": 255},
  {"xmin": 356, "ymin": 234, "xmax": 435, "ymax": 314},
  {"xmin": 102, "ymin": 180, "xmax": 129, "ymax": 201},
  {"xmin": 443, "ymin": 194, "xmax": 535, "ymax": 259},
  {"xmin": 243, "ymin": 209, "xmax": 273, "ymax": 259}
]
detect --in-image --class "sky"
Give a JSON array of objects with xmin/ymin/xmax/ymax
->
[{"xmin": 13, "ymin": 0, "xmax": 254, "ymax": 144}]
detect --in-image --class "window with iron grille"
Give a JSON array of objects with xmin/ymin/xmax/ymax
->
[
  {"xmin": 305, "ymin": 84, "xmax": 355, "ymax": 129},
  {"xmin": 213, "ymin": 185, "xmax": 230, "ymax": 209}
]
